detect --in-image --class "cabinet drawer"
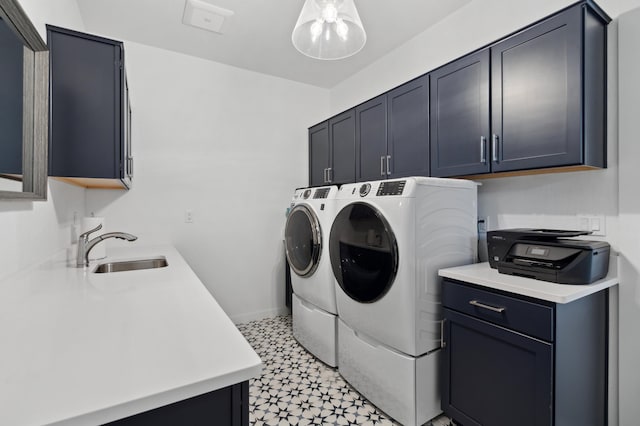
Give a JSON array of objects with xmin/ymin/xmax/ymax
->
[{"xmin": 442, "ymin": 280, "xmax": 554, "ymax": 341}]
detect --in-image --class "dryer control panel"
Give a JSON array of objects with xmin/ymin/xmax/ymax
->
[
  {"xmin": 377, "ymin": 180, "xmax": 406, "ymax": 196},
  {"xmin": 314, "ymin": 188, "xmax": 331, "ymax": 199}
]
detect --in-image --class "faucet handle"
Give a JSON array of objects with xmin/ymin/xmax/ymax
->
[{"xmin": 79, "ymin": 223, "xmax": 102, "ymax": 240}]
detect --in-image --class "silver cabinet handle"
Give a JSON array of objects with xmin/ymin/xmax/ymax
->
[
  {"xmin": 386, "ymin": 155, "xmax": 391, "ymax": 176},
  {"xmin": 327, "ymin": 167, "xmax": 332, "ymax": 183},
  {"xmin": 440, "ymin": 319, "xmax": 446, "ymax": 348},
  {"xmin": 480, "ymin": 136, "xmax": 487, "ymax": 163},
  {"xmin": 380, "ymin": 156, "xmax": 385, "ymax": 176},
  {"xmin": 128, "ymin": 156, "xmax": 134, "ymax": 178},
  {"xmin": 469, "ymin": 300, "xmax": 505, "ymax": 313},
  {"xmin": 328, "ymin": 167, "xmax": 332, "ymax": 183},
  {"xmin": 324, "ymin": 168, "xmax": 329, "ymax": 183},
  {"xmin": 492, "ymin": 134, "xmax": 499, "ymax": 162}
]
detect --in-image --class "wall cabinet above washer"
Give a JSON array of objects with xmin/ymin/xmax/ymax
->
[
  {"xmin": 47, "ymin": 26, "xmax": 132, "ymax": 189},
  {"xmin": 308, "ymin": 0, "xmax": 610, "ymax": 185},
  {"xmin": 355, "ymin": 76, "xmax": 430, "ymax": 183},
  {"xmin": 308, "ymin": 110, "xmax": 356, "ymax": 187},
  {"xmin": 430, "ymin": 50, "xmax": 490, "ymax": 177}
]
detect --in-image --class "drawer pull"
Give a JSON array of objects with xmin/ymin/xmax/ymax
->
[{"xmin": 469, "ymin": 300, "xmax": 506, "ymax": 313}]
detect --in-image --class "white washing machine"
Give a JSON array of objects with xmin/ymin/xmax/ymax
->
[
  {"xmin": 284, "ymin": 186, "xmax": 339, "ymax": 367},
  {"xmin": 329, "ymin": 177, "xmax": 477, "ymax": 426}
]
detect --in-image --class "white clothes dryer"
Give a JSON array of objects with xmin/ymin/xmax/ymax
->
[
  {"xmin": 329, "ymin": 177, "xmax": 478, "ymax": 426},
  {"xmin": 284, "ymin": 186, "xmax": 339, "ymax": 366}
]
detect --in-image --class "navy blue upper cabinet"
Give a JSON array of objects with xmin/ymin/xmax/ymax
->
[
  {"xmin": 355, "ymin": 94, "xmax": 387, "ymax": 181},
  {"xmin": 47, "ymin": 26, "xmax": 132, "ymax": 189},
  {"xmin": 309, "ymin": 111, "xmax": 356, "ymax": 187},
  {"xmin": 433, "ymin": 1, "xmax": 608, "ymax": 177},
  {"xmin": 309, "ymin": 1, "xmax": 609, "ymax": 181},
  {"xmin": 387, "ymin": 76, "xmax": 429, "ymax": 179},
  {"xmin": 356, "ymin": 76, "xmax": 429, "ymax": 182},
  {"xmin": 329, "ymin": 110, "xmax": 356, "ymax": 185},
  {"xmin": 491, "ymin": 4, "xmax": 602, "ymax": 173},
  {"xmin": 308, "ymin": 121, "xmax": 330, "ymax": 187},
  {"xmin": 430, "ymin": 51, "xmax": 491, "ymax": 177}
]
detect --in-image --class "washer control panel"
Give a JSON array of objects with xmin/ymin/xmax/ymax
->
[
  {"xmin": 377, "ymin": 180, "xmax": 406, "ymax": 196},
  {"xmin": 359, "ymin": 183, "xmax": 371, "ymax": 197}
]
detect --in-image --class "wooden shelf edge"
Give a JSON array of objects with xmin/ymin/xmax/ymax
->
[
  {"xmin": 458, "ymin": 165, "xmax": 603, "ymax": 181},
  {"xmin": 52, "ymin": 176, "xmax": 127, "ymax": 190}
]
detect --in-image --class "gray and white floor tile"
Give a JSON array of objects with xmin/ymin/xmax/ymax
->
[{"xmin": 237, "ymin": 315, "xmax": 453, "ymax": 426}]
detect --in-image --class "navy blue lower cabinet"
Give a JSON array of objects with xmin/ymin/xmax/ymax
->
[
  {"xmin": 441, "ymin": 279, "xmax": 607, "ymax": 426},
  {"xmin": 442, "ymin": 309, "xmax": 552, "ymax": 426},
  {"xmin": 105, "ymin": 381, "xmax": 249, "ymax": 426}
]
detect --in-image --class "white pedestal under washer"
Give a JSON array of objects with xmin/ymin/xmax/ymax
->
[
  {"xmin": 329, "ymin": 177, "xmax": 478, "ymax": 425},
  {"xmin": 284, "ymin": 186, "xmax": 339, "ymax": 366}
]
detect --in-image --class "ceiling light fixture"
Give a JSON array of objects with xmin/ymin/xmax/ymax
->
[{"xmin": 292, "ymin": 0, "xmax": 366, "ymax": 60}]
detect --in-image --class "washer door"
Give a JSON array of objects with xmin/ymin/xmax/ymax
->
[
  {"xmin": 329, "ymin": 202, "xmax": 398, "ymax": 303},
  {"xmin": 284, "ymin": 204, "xmax": 322, "ymax": 277}
]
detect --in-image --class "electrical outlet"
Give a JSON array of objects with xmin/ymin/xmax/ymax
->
[
  {"xmin": 185, "ymin": 210, "xmax": 194, "ymax": 224},
  {"xmin": 577, "ymin": 215, "xmax": 605, "ymax": 236},
  {"xmin": 477, "ymin": 217, "xmax": 489, "ymax": 233}
]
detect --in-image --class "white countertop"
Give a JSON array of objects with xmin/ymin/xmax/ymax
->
[
  {"xmin": 439, "ymin": 256, "xmax": 619, "ymax": 303},
  {"xmin": 0, "ymin": 245, "xmax": 262, "ymax": 426}
]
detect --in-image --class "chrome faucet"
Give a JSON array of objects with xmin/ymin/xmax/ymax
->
[{"xmin": 76, "ymin": 223, "xmax": 137, "ymax": 268}]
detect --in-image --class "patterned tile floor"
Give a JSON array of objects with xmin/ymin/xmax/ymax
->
[{"xmin": 236, "ymin": 315, "xmax": 453, "ymax": 426}]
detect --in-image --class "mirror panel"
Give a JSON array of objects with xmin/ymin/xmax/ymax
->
[
  {"xmin": 0, "ymin": 16, "xmax": 24, "ymax": 177},
  {"xmin": 0, "ymin": 0, "xmax": 48, "ymax": 200}
]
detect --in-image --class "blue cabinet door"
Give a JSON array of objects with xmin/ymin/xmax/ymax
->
[
  {"xmin": 48, "ymin": 26, "xmax": 125, "ymax": 181},
  {"xmin": 387, "ymin": 75, "xmax": 429, "ymax": 178},
  {"xmin": 491, "ymin": 6, "xmax": 583, "ymax": 172},
  {"xmin": 355, "ymin": 95, "xmax": 387, "ymax": 182},
  {"xmin": 442, "ymin": 308, "xmax": 553, "ymax": 426},
  {"xmin": 308, "ymin": 122, "xmax": 329, "ymax": 187},
  {"xmin": 329, "ymin": 110, "xmax": 356, "ymax": 185},
  {"xmin": 430, "ymin": 51, "xmax": 490, "ymax": 177}
]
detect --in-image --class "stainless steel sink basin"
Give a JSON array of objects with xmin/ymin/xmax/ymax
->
[{"xmin": 93, "ymin": 256, "xmax": 168, "ymax": 274}]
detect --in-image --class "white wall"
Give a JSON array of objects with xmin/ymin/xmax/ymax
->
[
  {"xmin": 85, "ymin": 42, "xmax": 330, "ymax": 323},
  {"xmin": 328, "ymin": 0, "xmax": 640, "ymax": 424},
  {"xmin": 616, "ymin": 7, "xmax": 640, "ymax": 423},
  {"xmin": 0, "ymin": 0, "xmax": 86, "ymax": 282}
]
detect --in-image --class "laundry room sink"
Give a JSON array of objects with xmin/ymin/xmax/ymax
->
[{"xmin": 93, "ymin": 256, "xmax": 168, "ymax": 273}]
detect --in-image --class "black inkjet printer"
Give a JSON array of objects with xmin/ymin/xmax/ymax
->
[{"xmin": 487, "ymin": 229, "xmax": 610, "ymax": 285}]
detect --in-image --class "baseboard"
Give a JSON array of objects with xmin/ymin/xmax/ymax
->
[{"xmin": 230, "ymin": 307, "xmax": 290, "ymax": 325}]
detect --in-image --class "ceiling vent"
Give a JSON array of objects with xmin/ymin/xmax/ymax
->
[{"xmin": 182, "ymin": 0, "xmax": 234, "ymax": 34}]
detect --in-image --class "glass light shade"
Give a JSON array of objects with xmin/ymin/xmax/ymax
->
[{"xmin": 292, "ymin": 0, "xmax": 366, "ymax": 60}]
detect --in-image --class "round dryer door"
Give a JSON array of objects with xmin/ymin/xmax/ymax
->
[
  {"xmin": 284, "ymin": 204, "xmax": 322, "ymax": 277},
  {"xmin": 329, "ymin": 202, "xmax": 398, "ymax": 303}
]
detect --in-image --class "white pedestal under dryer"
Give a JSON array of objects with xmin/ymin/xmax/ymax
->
[
  {"xmin": 329, "ymin": 177, "xmax": 478, "ymax": 426},
  {"xmin": 284, "ymin": 186, "xmax": 339, "ymax": 367}
]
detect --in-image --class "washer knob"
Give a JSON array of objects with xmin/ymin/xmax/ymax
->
[
  {"xmin": 303, "ymin": 189, "xmax": 312, "ymax": 199},
  {"xmin": 359, "ymin": 183, "xmax": 371, "ymax": 197}
]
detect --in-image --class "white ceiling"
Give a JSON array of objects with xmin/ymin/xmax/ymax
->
[{"xmin": 75, "ymin": 0, "xmax": 472, "ymax": 88}]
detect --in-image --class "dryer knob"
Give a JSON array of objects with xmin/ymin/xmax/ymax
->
[{"xmin": 359, "ymin": 183, "xmax": 371, "ymax": 197}]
